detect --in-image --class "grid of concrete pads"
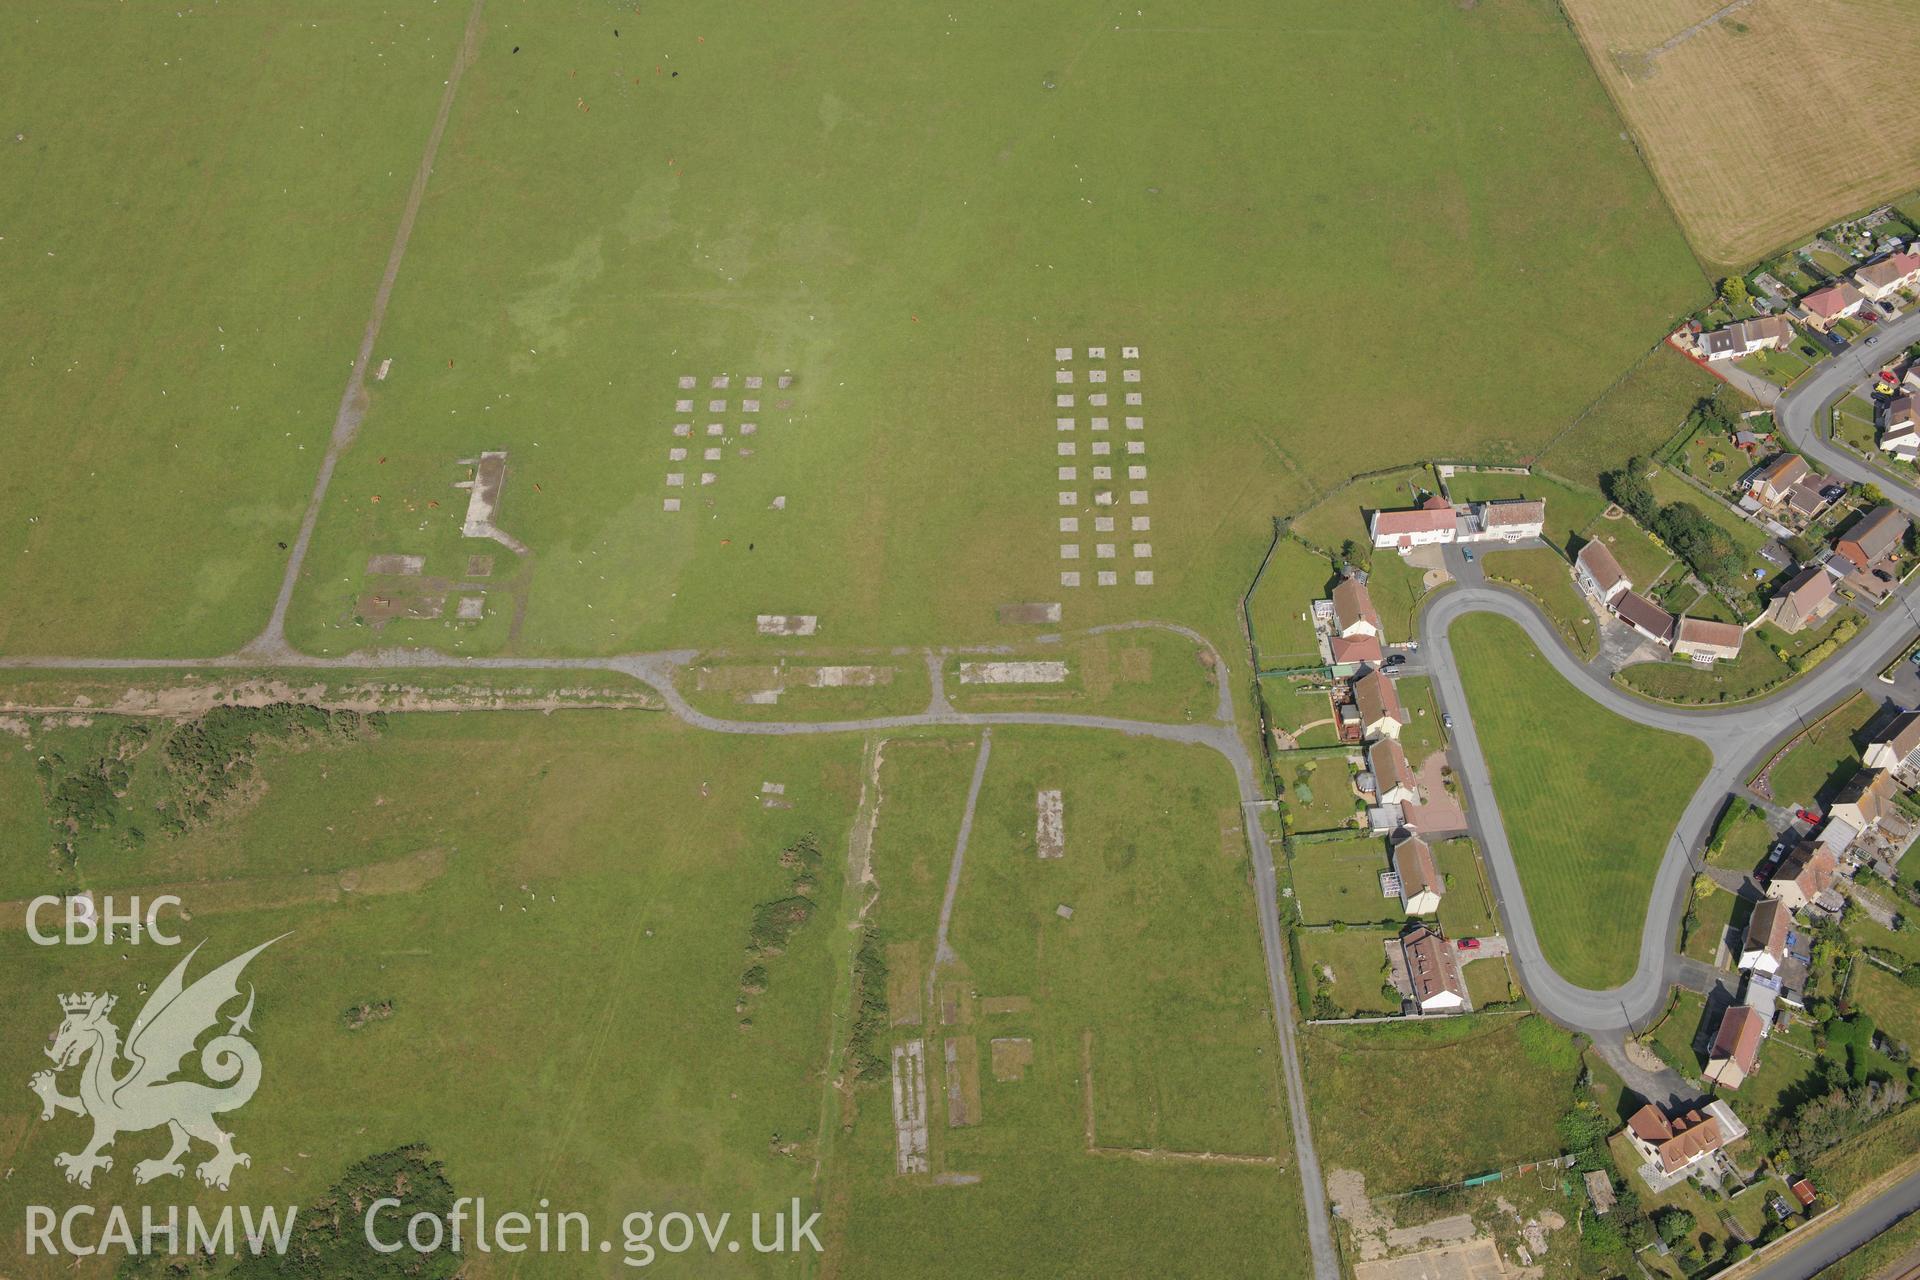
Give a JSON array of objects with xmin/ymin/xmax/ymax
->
[
  {"xmin": 1052, "ymin": 345, "xmax": 1151, "ymax": 587},
  {"xmin": 660, "ymin": 372, "xmax": 795, "ymax": 511}
]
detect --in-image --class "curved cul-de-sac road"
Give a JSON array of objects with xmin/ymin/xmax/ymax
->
[{"xmin": 1418, "ymin": 308, "xmax": 1920, "ymax": 1037}]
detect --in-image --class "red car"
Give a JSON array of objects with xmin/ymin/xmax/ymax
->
[
  {"xmin": 1457, "ymin": 937, "xmax": 1482, "ymax": 951},
  {"xmin": 1796, "ymin": 808, "xmax": 1821, "ymax": 825}
]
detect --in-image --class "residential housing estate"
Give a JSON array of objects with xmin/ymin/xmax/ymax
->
[{"xmin": 1368, "ymin": 494, "xmax": 1545, "ymax": 552}]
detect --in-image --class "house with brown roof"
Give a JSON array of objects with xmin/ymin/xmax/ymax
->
[
  {"xmin": 1853, "ymin": 251, "xmax": 1920, "ymax": 302},
  {"xmin": 1370, "ymin": 496, "xmax": 1457, "ymax": 552},
  {"xmin": 1614, "ymin": 590, "xmax": 1676, "ymax": 646},
  {"xmin": 1766, "ymin": 841, "xmax": 1838, "ymax": 912},
  {"xmin": 1828, "ymin": 768, "xmax": 1898, "ymax": 833},
  {"xmin": 1785, "ymin": 476, "xmax": 1832, "ymax": 523},
  {"xmin": 1625, "ymin": 1100, "xmax": 1746, "ymax": 1190},
  {"xmin": 1697, "ymin": 316, "xmax": 1795, "ymax": 362},
  {"xmin": 1369, "ymin": 739, "xmax": 1421, "ymax": 807},
  {"xmin": 1706, "ymin": 1005, "xmax": 1767, "ymax": 1090},
  {"xmin": 1329, "ymin": 633, "xmax": 1384, "ymax": 670},
  {"xmin": 1399, "ymin": 924, "xmax": 1464, "ymax": 1012},
  {"xmin": 1864, "ymin": 710, "xmax": 1920, "ymax": 771},
  {"xmin": 1749, "ymin": 453, "xmax": 1810, "ymax": 509},
  {"xmin": 1881, "ymin": 395, "xmax": 1920, "ymax": 462},
  {"xmin": 1332, "ymin": 574, "xmax": 1382, "ymax": 640},
  {"xmin": 1738, "ymin": 898, "xmax": 1790, "ymax": 974},
  {"xmin": 1575, "ymin": 539, "xmax": 1630, "ymax": 606},
  {"xmin": 1767, "ymin": 565, "xmax": 1838, "ymax": 634},
  {"xmin": 1836, "ymin": 505, "xmax": 1909, "ymax": 572},
  {"xmin": 1391, "ymin": 829, "xmax": 1443, "ymax": 916},
  {"xmin": 1352, "ymin": 668, "xmax": 1407, "ymax": 741},
  {"xmin": 1801, "ymin": 282, "xmax": 1866, "ymax": 331},
  {"xmin": 1673, "ymin": 616, "xmax": 1744, "ymax": 664},
  {"xmin": 1468, "ymin": 499, "xmax": 1546, "ymax": 543}
]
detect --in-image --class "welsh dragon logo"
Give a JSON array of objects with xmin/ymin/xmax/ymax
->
[{"xmin": 29, "ymin": 936, "xmax": 283, "ymax": 1191}]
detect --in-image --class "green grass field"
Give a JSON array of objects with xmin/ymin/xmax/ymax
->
[
  {"xmin": 1540, "ymin": 348, "xmax": 1722, "ymax": 492},
  {"xmin": 828, "ymin": 728, "xmax": 1310, "ymax": 1277},
  {"xmin": 1451, "ymin": 614, "xmax": 1711, "ymax": 988},
  {"xmin": 0, "ymin": 7, "xmax": 472, "ymax": 656},
  {"xmin": 1, "ymin": 710, "xmax": 863, "ymax": 1277},
  {"xmin": 1302, "ymin": 1017, "xmax": 1580, "ymax": 1192},
  {"xmin": 191, "ymin": 0, "xmax": 1705, "ymax": 666}
]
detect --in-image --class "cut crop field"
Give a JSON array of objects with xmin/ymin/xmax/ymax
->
[
  {"xmin": 825, "ymin": 728, "xmax": 1308, "ymax": 1277},
  {"xmin": 1450, "ymin": 614, "xmax": 1711, "ymax": 988},
  {"xmin": 1559, "ymin": 0, "xmax": 1920, "ymax": 269},
  {"xmin": 0, "ymin": 709, "xmax": 865, "ymax": 1277},
  {"xmin": 224, "ymin": 0, "xmax": 1703, "ymax": 663}
]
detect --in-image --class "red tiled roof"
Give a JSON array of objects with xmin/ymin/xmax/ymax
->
[
  {"xmin": 1745, "ymin": 898, "xmax": 1788, "ymax": 962},
  {"xmin": 1354, "ymin": 668, "xmax": 1406, "ymax": 730},
  {"xmin": 1577, "ymin": 539, "xmax": 1627, "ymax": 593},
  {"xmin": 1330, "ymin": 634, "xmax": 1383, "ymax": 665},
  {"xmin": 1710, "ymin": 1006, "xmax": 1765, "ymax": 1078},
  {"xmin": 1676, "ymin": 617, "xmax": 1744, "ymax": 653},
  {"xmin": 1373, "ymin": 507, "xmax": 1456, "ymax": 537},
  {"xmin": 1392, "ymin": 831, "xmax": 1441, "ymax": 901},
  {"xmin": 1803, "ymin": 282, "xmax": 1864, "ymax": 319},
  {"xmin": 1332, "ymin": 575, "xmax": 1382, "ymax": 635}
]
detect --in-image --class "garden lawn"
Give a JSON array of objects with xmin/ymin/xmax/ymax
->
[
  {"xmin": 1297, "ymin": 929, "xmax": 1400, "ymax": 1017},
  {"xmin": 1436, "ymin": 839, "xmax": 1498, "ymax": 939},
  {"xmin": 1682, "ymin": 885, "xmax": 1740, "ymax": 966},
  {"xmin": 1480, "ymin": 547, "xmax": 1598, "ymax": 659},
  {"xmin": 1452, "ymin": 614, "xmax": 1711, "ymax": 989},
  {"xmin": 1645, "ymin": 466, "xmax": 1770, "ymax": 565},
  {"xmin": 1707, "ymin": 800, "xmax": 1775, "ymax": 874},
  {"xmin": 1285, "ymin": 756, "xmax": 1362, "ymax": 834},
  {"xmin": 1292, "ymin": 468, "xmax": 1439, "ymax": 555},
  {"xmin": 1617, "ymin": 614, "xmax": 1857, "ymax": 706},
  {"xmin": 1647, "ymin": 989, "xmax": 1708, "ymax": 1073},
  {"xmin": 1290, "ymin": 835, "xmax": 1396, "ymax": 926},
  {"xmin": 1464, "ymin": 957, "xmax": 1518, "ymax": 1008},
  {"xmin": 1853, "ymin": 963, "xmax": 1920, "ymax": 1053},
  {"xmin": 1764, "ymin": 692, "xmax": 1876, "ymax": 807},
  {"xmin": 1442, "ymin": 470, "xmax": 1608, "ymax": 556},
  {"xmin": 1394, "ymin": 676, "xmax": 1446, "ymax": 762},
  {"xmin": 1541, "ymin": 346, "xmax": 1722, "ymax": 492},
  {"xmin": 1250, "ymin": 540, "xmax": 1337, "ymax": 667},
  {"xmin": 1576, "ymin": 521, "xmax": 1675, "ymax": 591},
  {"xmin": 1301, "ymin": 1016, "xmax": 1580, "ymax": 1192},
  {"xmin": 1364, "ymin": 550, "xmax": 1434, "ymax": 642}
]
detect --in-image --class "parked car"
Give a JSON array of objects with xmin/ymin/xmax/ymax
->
[
  {"xmin": 1384, "ymin": 654, "xmax": 1406, "ymax": 667},
  {"xmin": 1462, "ymin": 548, "xmax": 1475, "ymax": 563},
  {"xmin": 1796, "ymin": 808, "xmax": 1821, "ymax": 825},
  {"xmin": 1457, "ymin": 937, "xmax": 1481, "ymax": 951}
]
